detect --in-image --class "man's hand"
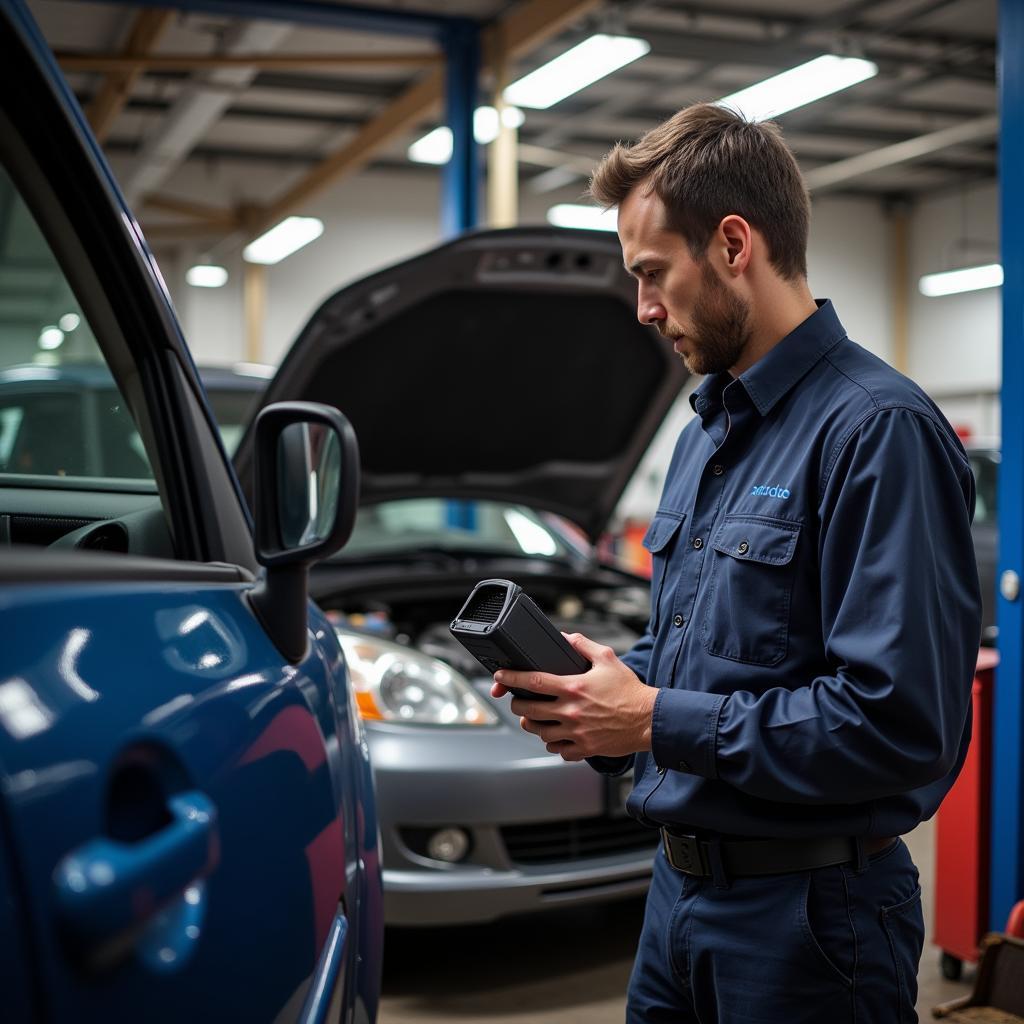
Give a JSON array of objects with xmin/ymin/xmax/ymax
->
[{"xmin": 490, "ymin": 632, "xmax": 656, "ymax": 762}]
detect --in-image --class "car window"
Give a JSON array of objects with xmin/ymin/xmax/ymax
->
[
  {"xmin": 341, "ymin": 498, "xmax": 584, "ymax": 560},
  {"xmin": 0, "ymin": 164, "xmax": 154, "ymax": 482},
  {"xmin": 204, "ymin": 385, "xmax": 261, "ymax": 456},
  {"xmin": 969, "ymin": 450, "xmax": 998, "ymax": 525}
]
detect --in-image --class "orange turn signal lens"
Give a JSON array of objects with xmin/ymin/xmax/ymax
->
[{"xmin": 354, "ymin": 690, "xmax": 384, "ymax": 721}]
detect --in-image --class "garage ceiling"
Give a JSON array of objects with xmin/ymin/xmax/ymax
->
[{"xmin": 26, "ymin": 0, "xmax": 997, "ymax": 247}]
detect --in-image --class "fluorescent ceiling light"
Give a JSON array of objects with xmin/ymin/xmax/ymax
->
[
  {"xmin": 58, "ymin": 312, "xmax": 80, "ymax": 332},
  {"xmin": 38, "ymin": 326, "xmax": 64, "ymax": 350},
  {"xmin": 186, "ymin": 264, "xmax": 229, "ymax": 288},
  {"xmin": 919, "ymin": 263, "xmax": 1003, "ymax": 297},
  {"xmin": 243, "ymin": 217, "xmax": 324, "ymax": 265},
  {"xmin": 474, "ymin": 104, "xmax": 525, "ymax": 144},
  {"xmin": 547, "ymin": 203, "xmax": 618, "ymax": 232},
  {"xmin": 407, "ymin": 106, "xmax": 526, "ymax": 165},
  {"xmin": 505, "ymin": 34, "xmax": 650, "ymax": 110},
  {"xmin": 408, "ymin": 127, "xmax": 452, "ymax": 165},
  {"xmin": 718, "ymin": 55, "xmax": 877, "ymax": 121}
]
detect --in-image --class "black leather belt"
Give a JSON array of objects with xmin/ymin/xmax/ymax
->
[{"xmin": 661, "ymin": 829, "xmax": 897, "ymax": 878}]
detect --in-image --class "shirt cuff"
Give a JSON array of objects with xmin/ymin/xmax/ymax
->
[
  {"xmin": 585, "ymin": 753, "xmax": 635, "ymax": 777},
  {"xmin": 651, "ymin": 688, "xmax": 726, "ymax": 778}
]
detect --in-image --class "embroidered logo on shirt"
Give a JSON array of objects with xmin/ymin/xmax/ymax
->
[{"xmin": 750, "ymin": 484, "xmax": 791, "ymax": 499}]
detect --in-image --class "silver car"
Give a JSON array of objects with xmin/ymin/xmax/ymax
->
[{"xmin": 228, "ymin": 227, "xmax": 689, "ymax": 926}]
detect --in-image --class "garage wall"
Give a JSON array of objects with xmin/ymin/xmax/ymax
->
[
  {"xmin": 807, "ymin": 196, "xmax": 894, "ymax": 363},
  {"xmin": 156, "ymin": 168, "xmax": 445, "ymax": 368},
  {"xmin": 906, "ymin": 181, "xmax": 1000, "ymax": 439},
  {"xmin": 161, "ymin": 173, "xmax": 896, "ymax": 370}
]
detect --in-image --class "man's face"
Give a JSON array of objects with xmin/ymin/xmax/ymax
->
[{"xmin": 618, "ymin": 187, "xmax": 751, "ymax": 376}]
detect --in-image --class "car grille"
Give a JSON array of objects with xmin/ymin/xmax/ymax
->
[{"xmin": 501, "ymin": 815, "xmax": 659, "ymax": 865}]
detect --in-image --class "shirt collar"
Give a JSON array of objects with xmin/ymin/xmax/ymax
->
[{"xmin": 688, "ymin": 300, "xmax": 847, "ymax": 419}]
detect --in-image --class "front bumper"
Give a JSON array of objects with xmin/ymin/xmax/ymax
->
[{"xmin": 366, "ymin": 693, "xmax": 657, "ymax": 927}]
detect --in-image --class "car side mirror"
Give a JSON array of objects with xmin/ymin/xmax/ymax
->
[{"xmin": 248, "ymin": 401, "xmax": 359, "ymax": 663}]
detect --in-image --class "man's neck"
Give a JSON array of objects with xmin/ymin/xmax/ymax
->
[{"xmin": 731, "ymin": 281, "xmax": 818, "ymax": 377}]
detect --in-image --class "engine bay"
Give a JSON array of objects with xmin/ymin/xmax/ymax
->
[{"xmin": 322, "ymin": 577, "xmax": 649, "ymax": 679}]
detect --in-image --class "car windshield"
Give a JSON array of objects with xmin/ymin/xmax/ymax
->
[
  {"xmin": 338, "ymin": 498, "xmax": 588, "ymax": 562},
  {"xmin": 969, "ymin": 450, "xmax": 998, "ymax": 525},
  {"xmin": 204, "ymin": 385, "xmax": 261, "ymax": 455}
]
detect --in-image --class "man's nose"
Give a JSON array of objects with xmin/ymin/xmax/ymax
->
[{"xmin": 637, "ymin": 289, "xmax": 666, "ymax": 326}]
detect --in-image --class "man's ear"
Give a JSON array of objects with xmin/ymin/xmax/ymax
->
[{"xmin": 718, "ymin": 215, "xmax": 752, "ymax": 276}]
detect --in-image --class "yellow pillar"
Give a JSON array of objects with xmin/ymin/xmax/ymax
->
[
  {"xmin": 244, "ymin": 262, "xmax": 266, "ymax": 363},
  {"xmin": 889, "ymin": 204, "xmax": 910, "ymax": 374},
  {"xmin": 487, "ymin": 33, "xmax": 518, "ymax": 228}
]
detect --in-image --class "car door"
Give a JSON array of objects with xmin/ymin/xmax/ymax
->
[{"xmin": 0, "ymin": 5, "xmax": 377, "ymax": 1021}]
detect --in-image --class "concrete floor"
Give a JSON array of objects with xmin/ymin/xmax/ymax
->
[{"xmin": 379, "ymin": 816, "xmax": 977, "ymax": 1022}]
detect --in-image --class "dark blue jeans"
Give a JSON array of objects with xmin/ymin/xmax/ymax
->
[{"xmin": 628, "ymin": 837, "xmax": 925, "ymax": 1023}]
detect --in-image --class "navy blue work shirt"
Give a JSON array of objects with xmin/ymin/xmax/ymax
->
[{"xmin": 595, "ymin": 300, "xmax": 982, "ymax": 841}]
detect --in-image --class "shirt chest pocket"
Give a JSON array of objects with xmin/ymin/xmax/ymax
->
[
  {"xmin": 701, "ymin": 514, "xmax": 802, "ymax": 667},
  {"xmin": 642, "ymin": 510, "xmax": 686, "ymax": 633}
]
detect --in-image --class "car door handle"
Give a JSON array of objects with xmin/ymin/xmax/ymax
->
[{"xmin": 53, "ymin": 791, "xmax": 218, "ymax": 966}]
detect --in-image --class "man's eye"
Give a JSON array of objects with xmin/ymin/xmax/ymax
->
[{"xmin": 646, "ymin": 270, "xmax": 661, "ymax": 282}]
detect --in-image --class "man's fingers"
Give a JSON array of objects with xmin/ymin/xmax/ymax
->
[
  {"xmin": 546, "ymin": 740, "xmax": 576, "ymax": 755},
  {"xmin": 563, "ymin": 631, "xmax": 614, "ymax": 664},
  {"xmin": 493, "ymin": 669, "xmax": 558, "ymax": 695},
  {"xmin": 510, "ymin": 693, "xmax": 566, "ymax": 718},
  {"xmin": 519, "ymin": 717, "xmax": 566, "ymax": 742},
  {"xmin": 490, "ymin": 680, "xmax": 510, "ymax": 698}
]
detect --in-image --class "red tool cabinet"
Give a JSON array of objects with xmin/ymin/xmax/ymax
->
[{"xmin": 933, "ymin": 648, "xmax": 997, "ymax": 980}]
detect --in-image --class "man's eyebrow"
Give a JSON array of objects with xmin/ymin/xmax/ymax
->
[{"xmin": 625, "ymin": 259, "xmax": 650, "ymax": 277}]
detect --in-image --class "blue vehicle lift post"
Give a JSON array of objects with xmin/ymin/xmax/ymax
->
[
  {"xmin": 441, "ymin": 20, "xmax": 481, "ymax": 237},
  {"xmin": 992, "ymin": 0, "xmax": 1024, "ymax": 930}
]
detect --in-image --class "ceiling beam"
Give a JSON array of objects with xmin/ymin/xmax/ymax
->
[
  {"xmin": 252, "ymin": 70, "xmax": 442, "ymax": 233},
  {"xmin": 803, "ymin": 114, "xmax": 999, "ymax": 191},
  {"xmin": 241, "ymin": 0, "xmax": 603, "ymax": 240},
  {"xmin": 90, "ymin": 0, "xmax": 464, "ymax": 40},
  {"xmin": 86, "ymin": 9, "xmax": 175, "ymax": 143},
  {"xmin": 121, "ymin": 19, "xmax": 293, "ymax": 205},
  {"xmin": 83, "ymin": 95, "xmax": 367, "ymax": 129},
  {"xmin": 631, "ymin": 0, "xmax": 993, "ymax": 55},
  {"xmin": 143, "ymin": 195, "xmax": 240, "ymax": 226},
  {"xmin": 637, "ymin": 31, "xmax": 992, "ymax": 81},
  {"xmin": 108, "ymin": 140, "xmax": 329, "ymax": 165},
  {"xmin": 59, "ymin": 51, "xmax": 441, "ymax": 72}
]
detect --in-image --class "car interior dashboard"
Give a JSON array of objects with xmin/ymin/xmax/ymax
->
[{"xmin": 0, "ymin": 476, "xmax": 174, "ymax": 557}]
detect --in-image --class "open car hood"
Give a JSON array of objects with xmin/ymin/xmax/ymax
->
[{"xmin": 240, "ymin": 227, "xmax": 688, "ymax": 541}]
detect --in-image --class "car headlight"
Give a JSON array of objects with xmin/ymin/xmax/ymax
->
[{"xmin": 337, "ymin": 632, "xmax": 499, "ymax": 727}]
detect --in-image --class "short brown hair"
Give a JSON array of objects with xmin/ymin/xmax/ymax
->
[{"xmin": 589, "ymin": 103, "xmax": 810, "ymax": 280}]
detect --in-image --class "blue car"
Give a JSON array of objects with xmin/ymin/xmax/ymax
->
[{"xmin": 0, "ymin": 4, "xmax": 382, "ymax": 1021}]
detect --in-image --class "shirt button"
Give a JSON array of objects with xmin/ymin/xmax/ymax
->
[
  {"xmin": 693, "ymin": 537, "xmax": 703, "ymax": 550},
  {"xmin": 738, "ymin": 540, "xmax": 749, "ymax": 554},
  {"xmin": 712, "ymin": 464, "xmax": 724, "ymax": 476},
  {"xmin": 673, "ymin": 614, "xmax": 684, "ymax": 627}
]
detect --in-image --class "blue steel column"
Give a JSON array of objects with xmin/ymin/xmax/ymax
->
[
  {"xmin": 992, "ymin": 0, "xmax": 1024, "ymax": 930},
  {"xmin": 442, "ymin": 20, "xmax": 480, "ymax": 236}
]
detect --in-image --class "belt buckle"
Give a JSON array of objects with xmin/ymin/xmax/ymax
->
[{"xmin": 662, "ymin": 831, "xmax": 708, "ymax": 876}]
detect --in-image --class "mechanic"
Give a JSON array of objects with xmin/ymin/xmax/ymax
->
[{"xmin": 491, "ymin": 102, "xmax": 982, "ymax": 1022}]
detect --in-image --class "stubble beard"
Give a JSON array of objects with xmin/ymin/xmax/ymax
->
[{"xmin": 671, "ymin": 261, "xmax": 753, "ymax": 376}]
